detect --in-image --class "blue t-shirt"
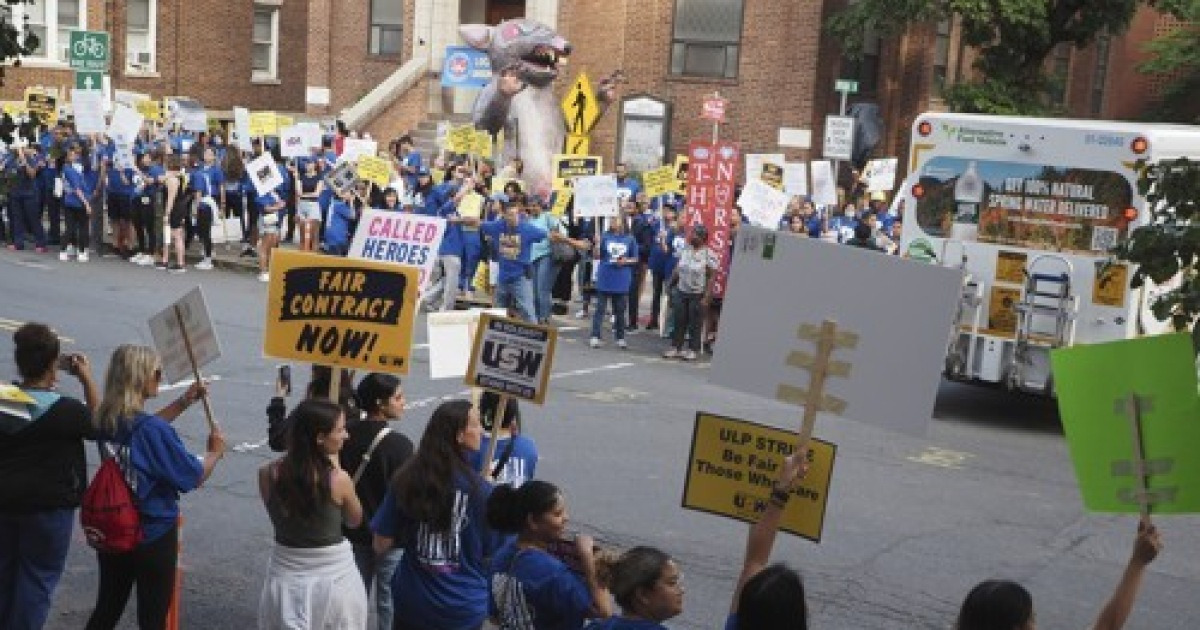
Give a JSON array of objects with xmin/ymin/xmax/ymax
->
[
  {"xmin": 421, "ymin": 198, "xmax": 464, "ymax": 257},
  {"xmin": 61, "ymin": 162, "xmax": 93, "ymax": 208},
  {"xmin": 190, "ymin": 163, "xmax": 223, "ymax": 199},
  {"xmin": 469, "ymin": 435, "xmax": 538, "ymax": 487},
  {"xmin": 527, "ymin": 213, "xmax": 562, "ymax": 262},
  {"xmin": 647, "ymin": 226, "xmax": 678, "ymax": 276},
  {"xmin": 586, "ymin": 618, "xmax": 667, "ymax": 630},
  {"xmin": 106, "ymin": 166, "xmax": 135, "ymax": 197},
  {"xmin": 724, "ymin": 614, "xmax": 737, "ymax": 630},
  {"xmin": 324, "ymin": 200, "xmax": 355, "ymax": 249},
  {"xmin": 489, "ymin": 543, "xmax": 592, "ymax": 630},
  {"xmin": 10, "ymin": 153, "xmax": 44, "ymax": 197},
  {"xmin": 595, "ymin": 232, "xmax": 638, "ymax": 294},
  {"xmin": 110, "ymin": 414, "xmax": 204, "ymax": 543},
  {"xmin": 402, "ymin": 150, "xmax": 422, "ymax": 190},
  {"xmin": 372, "ymin": 473, "xmax": 503, "ymax": 630},
  {"xmin": 480, "ymin": 219, "xmax": 548, "ymax": 284}
]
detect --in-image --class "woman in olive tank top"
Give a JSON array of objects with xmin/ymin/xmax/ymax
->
[{"xmin": 257, "ymin": 399, "xmax": 367, "ymax": 628}]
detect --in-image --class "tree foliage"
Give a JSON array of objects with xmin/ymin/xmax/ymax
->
[
  {"xmin": 1113, "ymin": 158, "xmax": 1200, "ymax": 338},
  {"xmin": 826, "ymin": 0, "xmax": 1146, "ymax": 115},
  {"xmin": 0, "ymin": 1, "xmax": 40, "ymax": 85},
  {"xmin": 1138, "ymin": 0, "xmax": 1199, "ymax": 123}
]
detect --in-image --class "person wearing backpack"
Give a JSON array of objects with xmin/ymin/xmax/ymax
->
[
  {"xmin": 0, "ymin": 323, "xmax": 98, "ymax": 630},
  {"xmin": 84, "ymin": 345, "xmax": 225, "ymax": 630}
]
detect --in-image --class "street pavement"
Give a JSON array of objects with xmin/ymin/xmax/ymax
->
[{"xmin": 2, "ymin": 246, "xmax": 1197, "ymax": 629}]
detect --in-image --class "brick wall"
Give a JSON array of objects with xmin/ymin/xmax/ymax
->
[{"xmin": 362, "ymin": 74, "xmax": 430, "ymax": 143}]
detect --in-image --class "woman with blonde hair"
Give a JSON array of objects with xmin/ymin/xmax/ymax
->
[{"xmin": 84, "ymin": 345, "xmax": 225, "ymax": 630}]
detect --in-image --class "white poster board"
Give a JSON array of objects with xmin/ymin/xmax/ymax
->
[
  {"xmin": 737, "ymin": 179, "xmax": 790, "ymax": 229},
  {"xmin": 107, "ymin": 104, "xmax": 144, "ymax": 170},
  {"xmin": 299, "ymin": 123, "xmax": 323, "ymax": 152},
  {"xmin": 247, "ymin": 153, "xmax": 283, "ymax": 197},
  {"xmin": 71, "ymin": 89, "xmax": 107, "ymax": 134},
  {"xmin": 427, "ymin": 308, "xmax": 508, "ymax": 379},
  {"xmin": 810, "ymin": 160, "xmax": 838, "ymax": 207},
  {"xmin": 710, "ymin": 227, "xmax": 962, "ymax": 437},
  {"xmin": 823, "ymin": 115, "xmax": 855, "ymax": 161},
  {"xmin": 340, "ymin": 138, "xmax": 378, "ymax": 164},
  {"xmin": 348, "ymin": 208, "xmax": 447, "ymax": 291},
  {"xmin": 744, "ymin": 153, "xmax": 784, "ymax": 187},
  {"xmin": 864, "ymin": 158, "xmax": 899, "ymax": 193},
  {"xmin": 280, "ymin": 125, "xmax": 308, "ymax": 158},
  {"xmin": 573, "ymin": 174, "xmax": 620, "ymax": 218},
  {"xmin": 148, "ymin": 287, "xmax": 222, "ymax": 385},
  {"xmin": 783, "ymin": 162, "xmax": 808, "ymax": 198},
  {"xmin": 233, "ymin": 107, "xmax": 252, "ymax": 150}
]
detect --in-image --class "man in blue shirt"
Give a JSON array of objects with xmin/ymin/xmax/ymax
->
[
  {"xmin": 480, "ymin": 201, "xmax": 547, "ymax": 322},
  {"xmin": 7, "ymin": 145, "xmax": 46, "ymax": 252},
  {"xmin": 396, "ymin": 135, "xmax": 422, "ymax": 192}
]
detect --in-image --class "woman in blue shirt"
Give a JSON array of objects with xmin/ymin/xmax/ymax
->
[
  {"xmin": 84, "ymin": 345, "xmax": 225, "ymax": 630},
  {"xmin": 487, "ymin": 480, "xmax": 612, "ymax": 629},
  {"xmin": 60, "ymin": 144, "xmax": 94, "ymax": 262},
  {"xmin": 372, "ymin": 400, "xmax": 502, "ymax": 630},
  {"xmin": 589, "ymin": 216, "xmax": 639, "ymax": 349},
  {"xmin": 586, "ymin": 547, "xmax": 684, "ymax": 630}
]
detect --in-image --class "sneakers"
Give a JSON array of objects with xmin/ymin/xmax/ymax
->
[
  {"xmin": 258, "ymin": 271, "xmax": 270, "ymax": 282},
  {"xmin": 154, "ymin": 260, "xmax": 168, "ymax": 270},
  {"xmin": 59, "ymin": 246, "xmax": 76, "ymax": 262},
  {"xmin": 574, "ymin": 309, "xmax": 588, "ymax": 319},
  {"xmin": 76, "ymin": 251, "xmax": 89, "ymax": 263},
  {"xmin": 663, "ymin": 348, "xmax": 680, "ymax": 359},
  {"xmin": 589, "ymin": 337, "xmax": 602, "ymax": 349},
  {"xmin": 195, "ymin": 257, "xmax": 214, "ymax": 271},
  {"xmin": 136, "ymin": 254, "xmax": 155, "ymax": 266},
  {"xmin": 34, "ymin": 246, "xmax": 47, "ymax": 254},
  {"xmin": 616, "ymin": 338, "xmax": 628, "ymax": 349},
  {"xmin": 168, "ymin": 263, "xmax": 186, "ymax": 274},
  {"xmin": 681, "ymin": 349, "xmax": 697, "ymax": 361}
]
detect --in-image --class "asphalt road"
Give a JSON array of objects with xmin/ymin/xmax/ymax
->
[{"xmin": 2, "ymin": 247, "xmax": 1197, "ymax": 630}]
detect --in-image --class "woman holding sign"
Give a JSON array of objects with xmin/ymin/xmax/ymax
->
[{"xmin": 371, "ymin": 400, "xmax": 503, "ymax": 630}]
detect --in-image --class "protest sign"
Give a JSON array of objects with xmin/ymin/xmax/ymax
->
[
  {"xmin": 672, "ymin": 155, "xmax": 689, "ymax": 194},
  {"xmin": 745, "ymin": 153, "xmax": 784, "ymax": 187},
  {"xmin": 298, "ymin": 123, "xmax": 323, "ymax": 152},
  {"xmin": 761, "ymin": 162, "xmax": 784, "ymax": 190},
  {"xmin": 473, "ymin": 129, "xmax": 493, "ymax": 158},
  {"xmin": 233, "ymin": 107, "xmax": 252, "ymax": 150},
  {"xmin": 737, "ymin": 179, "xmax": 790, "ymax": 229},
  {"xmin": 642, "ymin": 165, "xmax": 677, "ymax": 198},
  {"xmin": 683, "ymin": 412, "xmax": 836, "ymax": 542},
  {"xmin": 458, "ymin": 192, "xmax": 484, "ymax": 219},
  {"xmin": 277, "ymin": 115, "xmax": 295, "ymax": 129},
  {"xmin": 552, "ymin": 155, "xmax": 603, "ymax": 191},
  {"xmin": 324, "ymin": 161, "xmax": 358, "ymax": 196},
  {"xmin": 25, "ymin": 89, "xmax": 57, "ymax": 125},
  {"xmin": 864, "ymin": 158, "xmax": 899, "ymax": 193},
  {"xmin": 0, "ymin": 383, "xmax": 37, "ymax": 422},
  {"xmin": 148, "ymin": 287, "xmax": 221, "ymax": 431},
  {"xmin": 810, "ymin": 160, "xmax": 838, "ymax": 206},
  {"xmin": 135, "ymin": 99, "xmax": 162, "ymax": 123},
  {"xmin": 249, "ymin": 111, "xmax": 278, "ymax": 137},
  {"xmin": 71, "ymin": 89, "xmax": 106, "ymax": 134},
  {"xmin": 447, "ymin": 125, "xmax": 475, "ymax": 154},
  {"xmin": 550, "ymin": 190, "xmax": 572, "ymax": 217},
  {"xmin": 247, "ymin": 153, "xmax": 283, "ymax": 197},
  {"xmin": 573, "ymin": 174, "xmax": 620, "ymax": 218},
  {"xmin": 464, "ymin": 313, "xmax": 558, "ymax": 404},
  {"xmin": 783, "ymin": 162, "xmax": 808, "ymax": 198},
  {"xmin": 1050, "ymin": 333, "xmax": 1200, "ymax": 514},
  {"xmin": 490, "ymin": 177, "xmax": 521, "ymax": 196},
  {"xmin": 684, "ymin": 141, "xmax": 739, "ymax": 297},
  {"xmin": 107, "ymin": 104, "xmax": 143, "ymax": 146},
  {"xmin": 427, "ymin": 308, "xmax": 508, "ymax": 379},
  {"xmin": 348, "ymin": 208, "xmax": 446, "ymax": 291},
  {"xmin": 356, "ymin": 155, "xmax": 392, "ymax": 187},
  {"xmin": 710, "ymin": 227, "xmax": 961, "ymax": 437},
  {"xmin": 340, "ymin": 138, "xmax": 378, "ymax": 164},
  {"xmin": 263, "ymin": 250, "xmax": 419, "ymax": 374},
  {"xmin": 280, "ymin": 125, "xmax": 309, "ymax": 158}
]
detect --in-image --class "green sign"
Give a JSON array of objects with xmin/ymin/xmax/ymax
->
[
  {"xmin": 69, "ymin": 30, "xmax": 109, "ymax": 72},
  {"xmin": 1050, "ymin": 333, "xmax": 1200, "ymax": 515},
  {"xmin": 834, "ymin": 79, "xmax": 859, "ymax": 94},
  {"xmin": 74, "ymin": 71, "xmax": 103, "ymax": 91}
]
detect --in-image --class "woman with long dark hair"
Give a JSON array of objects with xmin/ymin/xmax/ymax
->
[
  {"xmin": 372, "ymin": 399, "xmax": 502, "ymax": 630},
  {"xmin": 257, "ymin": 399, "xmax": 367, "ymax": 628}
]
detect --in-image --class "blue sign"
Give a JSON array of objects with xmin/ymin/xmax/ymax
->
[{"xmin": 441, "ymin": 46, "xmax": 492, "ymax": 89}]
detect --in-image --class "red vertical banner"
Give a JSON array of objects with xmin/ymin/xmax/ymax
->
[
  {"xmin": 710, "ymin": 141, "xmax": 740, "ymax": 298},
  {"xmin": 685, "ymin": 141, "xmax": 715, "ymax": 232}
]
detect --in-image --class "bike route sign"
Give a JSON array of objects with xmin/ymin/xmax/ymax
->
[{"xmin": 69, "ymin": 30, "xmax": 110, "ymax": 72}]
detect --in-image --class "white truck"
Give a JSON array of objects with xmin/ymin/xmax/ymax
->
[{"xmin": 897, "ymin": 112, "xmax": 1200, "ymax": 394}]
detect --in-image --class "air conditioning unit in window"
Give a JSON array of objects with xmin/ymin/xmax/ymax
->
[{"xmin": 127, "ymin": 51, "xmax": 152, "ymax": 69}]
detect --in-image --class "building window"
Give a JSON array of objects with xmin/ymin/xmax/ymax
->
[
  {"xmin": 932, "ymin": 20, "xmax": 951, "ymax": 97},
  {"xmin": 126, "ymin": 0, "xmax": 155, "ymax": 72},
  {"xmin": 670, "ymin": 0, "xmax": 744, "ymax": 79},
  {"xmin": 369, "ymin": 0, "xmax": 402, "ymax": 56},
  {"xmin": 1090, "ymin": 34, "xmax": 1111, "ymax": 116},
  {"xmin": 252, "ymin": 4, "xmax": 279, "ymax": 80},
  {"xmin": 13, "ymin": 0, "xmax": 87, "ymax": 64},
  {"xmin": 1046, "ymin": 43, "xmax": 1071, "ymax": 108},
  {"xmin": 841, "ymin": 30, "xmax": 881, "ymax": 93}
]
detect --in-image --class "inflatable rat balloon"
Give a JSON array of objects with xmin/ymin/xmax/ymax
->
[{"xmin": 460, "ymin": 19, "xmax": 618, "ymax": 199}]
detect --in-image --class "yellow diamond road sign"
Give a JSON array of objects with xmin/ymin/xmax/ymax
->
[{"xmin": 561, "ymin": 72, "xmax": 600, "ymax": 135}]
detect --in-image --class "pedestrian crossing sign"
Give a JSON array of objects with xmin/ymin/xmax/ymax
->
[{"xmin": 561, "ymin": 72, "xmax": 599, "ymax": 135}]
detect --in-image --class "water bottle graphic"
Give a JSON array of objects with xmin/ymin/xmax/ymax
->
[{"xmin": 954, "ymin": 161, "xmax": 985, "ymax": 204}]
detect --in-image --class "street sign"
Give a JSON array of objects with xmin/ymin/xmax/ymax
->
[
  {"xmin": 561, "ymin": 72, "xmax": 599, "ymax": 135},
  {"xmin": 823, "ymin": 115, "xmax": 855, "ymax": 161},
  {"xmin": 835, "ymin": 79, "xmax": 859, "ymax": 94},
  {"xmin": 69, "ymin": 30, "xmax": 110, "ymax": 72},
  {"xmin": 565, "ymin": 133, "xmax": 590, "ymax": 156},
  {"xmin": 701, "ymin": 95, "xmax": 727, "ymax": 123},
  {"xmin": 74, "ymin": 71, "xmax": 103, "ymax": 91}
]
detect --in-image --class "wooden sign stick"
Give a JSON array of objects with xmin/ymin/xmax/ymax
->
[
  {"xmin": 328, "ymin": 366, "xmax": 342, "ymax": 404},
  {"xmin": 1124, "ymin": 394, "xmax": 1153, "ymax": 525},
  {"xmin": 480, "ymin": 393, "xmax": 512, "ymax": 479},
  {"xmin": 174, "ymin": 305, "xmax": 217, "ymax": 433},
  {"xmin": 797, "ymin": 320, "xmax": 839, "ymax": 449}
]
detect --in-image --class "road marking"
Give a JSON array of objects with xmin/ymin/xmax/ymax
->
[
  {"xmin": 575, "ymin": 386, "xmax": 649, "ymax": 403},
  {"xmin": 11, "ymin": 259, "xmax": 52, "ymax": 270},
  {"xmin": 0, "ymin": 318, "xmax": 75, "ymax": 344},
  {"xmin": 908, "ymin": 446, "xmax": 973, "ymax": 470},
  {"xmin": 232, "ymin": 438, "xmax": 269, "ymax": 453},
  {"xmin": 159, "ymin": 375, "xmax": 223, "ymax": 391},
  {"xmin": 403, "ymin": 362, "xmax": 637, "ymax": 411},
  {"xmin": 550, "ymin": 362, "xmax": 635, "ymax": 379}
]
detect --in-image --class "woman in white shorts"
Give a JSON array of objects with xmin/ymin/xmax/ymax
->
[{"xmin": 296, "ymin": 160, "xmax": 324, "ymax": 252}]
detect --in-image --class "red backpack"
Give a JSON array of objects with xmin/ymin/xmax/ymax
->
[{"xmin": 80, "ymin": 441, "xmax": 142, "ymax": 553}]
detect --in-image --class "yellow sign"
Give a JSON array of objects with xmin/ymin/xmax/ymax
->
[
  {"xmin": 561, "ymin": 71, "xmax": 600, "ymax": 135},
  {"xmin": 550, "ymin": 190, "xmax": 572, "ymax": 217},
  {"xmin": 996, "ymin": 251, "xmax": 1027, "ymax": 285},
  {"xmin": 642, "ymin": 165, "xmax": 676, "ymax": 198},
  {"xmin": 565, "ymin": 134, "xmax": 590, "ymax": 156},
  {"xmin": 672, "ymin": 155, "xmax": 689, "ymax": 194},
  {"xmin": 429, "ymin": 168, "xmax": 446, "ymax": 185},
  {"xmin": 1, "ymin": 102, "xmax": 26, "ymax": 117},
  {"xmin": 1093, "ymin": 262, "xmax": 1129, "ymax": 308},
  {"xmin": 491, "ymin": 177, "xmax": 521, "ymax": 195},
  {"xmin": 552, "ymin": 155, "xmax": 602, "ymax": 191},
  {"xmin": 249, "ymin": 111, "xmax": 279, "ymax": 137},
  {"xmin": 762, "ymin": 163, "xmax": 784, "ymax": 190},
  {"xmin": 473, "ymin": 130, "xmax": 493, "ymax": 158},
  {"xmin": 263, "ymin": 250, "xmax": 419, "ymax": 374},
  {"xmin": 356, "ymin": 155, "xmax": 392, "ymax": 188},
  {"xmin": 986, "ymin": 286, "xmax": 1022, "ymax": 336},
  {"xmin": 207, "ymin": 116, "xmax": 224, "ymax": 135},
  {"xmin": 458, "ymin": 192, "xmax": 484, "ymax": 219},
  {"xmin": 277, "ymin": 115, "xmax": 295, "ymax": 129},
  {"xmin": 24, "ymin": 90, "xmax": 57, "ymax": 125},
  {"xmin": 683, "ymin": 412, "xmax": 836, "ymax": 542},
  {"xmin": 135, "ymin": 99, "xmax": 162, "ymax": 122},
  {"xmin": 448, "ymin": 125, "xmax": 475, "ymax": 154}
]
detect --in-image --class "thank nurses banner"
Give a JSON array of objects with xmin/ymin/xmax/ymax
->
[
  {"xmin": 348, "ymin": 209, "xmax": 446, "ymax": 291},
  {"xmin": 685, "ymin": 141, "xmax": 739, "ymax": 298}
]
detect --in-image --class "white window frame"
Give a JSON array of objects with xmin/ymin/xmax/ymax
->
[
  {"xmin": 8, "ymin": 0, "xmax": 88, "ymax": 67},
  {"xmin": 125, "ymin": 0, "xmax": 156, "ymax": 74},
  {"xmin": 369, "ymin": 0, "xmax": 403, "ymax": 56},
  {"xmin": 252, "ymin": 2, "xmax": 280, "ymax": 82}
]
